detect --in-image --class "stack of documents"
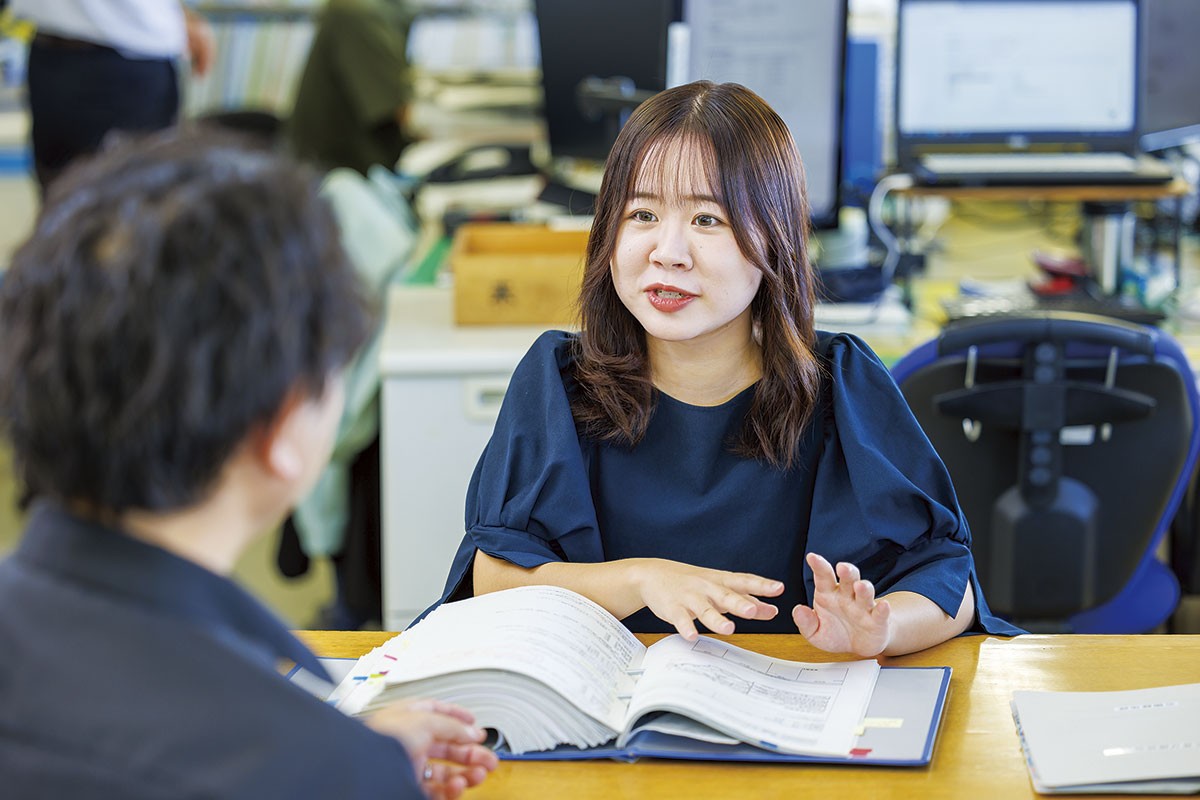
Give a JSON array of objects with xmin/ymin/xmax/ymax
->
[
  {"xmin": 1011, "ymin": 683, "xmax": 1200, "ymax": 794},
  {"xmin": 327, "ymin": 586, "xmax": 951, "ymax": 764}
]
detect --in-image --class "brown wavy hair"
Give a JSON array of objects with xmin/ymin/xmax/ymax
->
[{"xmin": 572, "ymin": 80, "xmax": 822, "ymax": 468}]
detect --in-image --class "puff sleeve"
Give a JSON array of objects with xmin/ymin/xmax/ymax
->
[
  {"xmin": 809, "ymin": 333, "xmax": 1022, "ymax": 636},
  {"xmin": 425, "ymin": 331, "xmax": 603, "ymax": 615}
]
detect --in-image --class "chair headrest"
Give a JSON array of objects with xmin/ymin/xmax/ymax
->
[{"xmin": 937, "ymin": 311, "xmax": 1156, "ymax": 357}]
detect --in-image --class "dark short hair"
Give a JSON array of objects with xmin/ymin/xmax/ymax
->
[
  {"xmin": 573, "ymin": 80, "xmax": 822, "ymax": 468},
  {"xmin": 0, "ymin": 127, "xmax": 372, "ymax": 512}
]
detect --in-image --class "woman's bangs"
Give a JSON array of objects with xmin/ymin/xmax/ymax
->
[{"xmin": 629, "ymin": 135, "xmax": 724, "ymax": 207}]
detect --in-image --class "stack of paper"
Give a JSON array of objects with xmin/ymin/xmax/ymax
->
[
  {"xmin": 327, "ymin": 585, "xmax": 883, "ymax": 758},
  {"xmin": 1011, "ymin": 683, "xmax": 1200, "ymax": 794}
]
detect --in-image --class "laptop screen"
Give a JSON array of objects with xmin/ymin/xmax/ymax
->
[{"xmin": 895, "ymin": 0, "xmax": 1140, "ymax": 168}]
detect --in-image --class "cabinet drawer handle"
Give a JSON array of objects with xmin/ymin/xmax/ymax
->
[{"xmin": 464, "ymin": 378, "xmax": 510, "ymax": 421}]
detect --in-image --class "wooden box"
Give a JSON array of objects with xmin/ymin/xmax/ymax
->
[{"xmin": 450, "ymin": 223, "xmax": 590, "ymax": 326}]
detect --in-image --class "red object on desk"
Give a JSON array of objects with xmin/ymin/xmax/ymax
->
[
  {"xmin": 1030, "ymin": 250, "xmax": 1090, "ymax": 296},
  {"xmin": 1029, "ymin": 274, "xmax": 1080, "ymax": 296}
]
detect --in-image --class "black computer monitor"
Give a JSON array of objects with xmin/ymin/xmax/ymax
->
[
  {"xmin": 1139, "ymin": 0, "xmax": 1200, "ymax": 151},
  {"xmin": 533, "ymin": 1, "xmax": 847, "ymax": 230},
  {"xmin": 533, "ymin": 0, "xmax": 678, "ymax": 164}
]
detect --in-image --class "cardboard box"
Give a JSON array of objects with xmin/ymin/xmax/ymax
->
[{"xmin": 450, "ymin": 223, "xmax": 590, "ymax": 326}]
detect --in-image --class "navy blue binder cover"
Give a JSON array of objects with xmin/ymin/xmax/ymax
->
[{"xmin": 499, "ymin": 666, "xmax": 951, "ymax": 766}]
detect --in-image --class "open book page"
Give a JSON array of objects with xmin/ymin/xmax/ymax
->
[
  {"xmin": 332, "ymin": 586, "xmax": 643, "ymax": 734},
  {"xmin": 619, "ymin": 635, "xmax": 880, "ymax": 756},
  {"xmin": 1011, "ymin": 683, "xmax": 1200, "ymax": 794},
  {"xmin": 632, "ymin": 713, "xmax": 741, "ymax": 746}
]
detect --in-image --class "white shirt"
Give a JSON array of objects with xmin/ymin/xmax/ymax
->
[{"xmin": 10, "ymin": 0, "xmax": 187, "ymax": 60}]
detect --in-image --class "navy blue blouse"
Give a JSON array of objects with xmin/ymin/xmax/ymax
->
[{"xmin": 431, "ymin": 330, "xmax": 1022, "ymax": 637}]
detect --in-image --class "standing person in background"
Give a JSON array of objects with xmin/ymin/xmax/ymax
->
[
  {"xmin": 8, "ymin": 0, "xmax": 215, "ymax": 192},
  {"xmin": 0, "ymin": 128, "xmax": 498, "ymax": 798},
  {"xmin": 287, "ymin": 0, "xmax": 415, "ymax": 176}
]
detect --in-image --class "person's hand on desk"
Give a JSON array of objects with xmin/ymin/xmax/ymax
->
[
  {"xmin": 631, "ymin": 559, "xmax": 784, "ymax": 641},
  {"xmin": 365, "ymin": 698, "xmax": 499, "ymax": 800},
  {"xmin": 476, "ymin": 551, "xmax": 974, "ymax": 655},
  {"xmin": 792, "ymin": 554, "xmax": 893, "ymax": 657},
  {"xmin": 792, "ymin": 553, "xmax": 976, "ymax": 658},
  {"xmin": 474, "ymin": 552, "xmax": 783, "ymax": 642}
]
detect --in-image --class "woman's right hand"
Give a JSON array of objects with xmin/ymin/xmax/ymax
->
[{"xmin": 630, "ymin": 558, "xmax": 783, "ymax": 640}]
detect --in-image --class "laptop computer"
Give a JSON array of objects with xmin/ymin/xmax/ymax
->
[{"xmin": 895, "ymin": 0, "xmax": 1174, "ymax": 186}]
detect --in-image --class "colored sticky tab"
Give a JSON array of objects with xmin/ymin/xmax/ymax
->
[
  {"xmin": 855, "ymin": 717, "xmax": 904, "ymax": 736},
  {"xmin": 863, "ymin": 717, "xmax": 904, "ymax": 728}
]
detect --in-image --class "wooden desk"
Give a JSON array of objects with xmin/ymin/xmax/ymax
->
[
  {"xmin": 896, "ymin": 177, "xmax": 1192, "ymax": 204},
  {"xmin": 298, "ymin": 631, "xmax": 1200, "ymax": 799},
  {"xmin": 895, "ymin": 178, "xmax": 1193, "ymax": 295}
]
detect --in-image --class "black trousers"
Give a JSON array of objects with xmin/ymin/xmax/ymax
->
[{"xmin": 27, "ymin": 37, "xmax": 179, "ymax": 191}]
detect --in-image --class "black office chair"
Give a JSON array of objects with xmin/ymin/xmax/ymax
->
[{"xmin": 891, "ymin": 312, "xmax": 1200, "ymax": 633}]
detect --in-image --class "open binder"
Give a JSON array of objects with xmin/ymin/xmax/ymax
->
[
  {"xmin": 321, "ymin": 586, "xmax": 957, "ymax": 766},
  {"xmin": 502, "ymin": 665, "xmax": 951, "ymax": 766}
]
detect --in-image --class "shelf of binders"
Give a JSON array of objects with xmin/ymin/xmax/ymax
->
[
  {"xmin": 186, "ymin": 3, "xmax": 319, "ymax": 117},
  {"xmin": 186, "ymin": 1, "xmax": 536, "ymax": 118}
]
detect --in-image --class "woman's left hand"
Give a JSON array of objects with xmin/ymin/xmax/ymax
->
[{"xmin": 791, "ymin": 553, "xmax": 891, "ymax": 657}]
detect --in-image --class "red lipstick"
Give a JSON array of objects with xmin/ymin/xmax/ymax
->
[{"xmin": 645, "ymin": 283, "xmax": 696, "ymax": 313}]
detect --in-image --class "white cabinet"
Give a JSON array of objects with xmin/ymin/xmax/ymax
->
[{"xmin": 379, "ymin": 285, "xmax": 554, "ymax": 630}]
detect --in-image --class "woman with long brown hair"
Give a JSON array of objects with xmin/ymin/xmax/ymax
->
[{"xmin": 430, "ymin": 81, "xmax": 1021, "ymax": 656}]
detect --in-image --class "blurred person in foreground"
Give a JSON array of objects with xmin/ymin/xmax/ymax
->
[{"xmin": 0, "ymin": 128, "xmax": 497, "ymax": 799}]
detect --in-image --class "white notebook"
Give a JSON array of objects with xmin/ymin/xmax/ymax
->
[{"xmin": 1011, "ymin": 682, "xmax": 1200, "ymax": 794}]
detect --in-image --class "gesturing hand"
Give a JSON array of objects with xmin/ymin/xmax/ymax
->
[
  {"xmin": 792, "ymin": 553, "xmax": 892, "ymax": 657},
  {"xmin": 634, "ymin": 558, "xmax": 784, "ymax": 641},
  {"xmin": 365, "ymin": 698, "xmax": 499, "ymax": 800}
]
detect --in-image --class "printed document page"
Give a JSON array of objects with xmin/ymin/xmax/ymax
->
[{"xmin": 621, "ymin": 635, "xmax": 880, "ymax": 756}]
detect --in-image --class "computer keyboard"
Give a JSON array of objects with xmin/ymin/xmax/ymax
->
[
  {"xmin": 941, "ymin": 292, "xmax": 1166, "ymax": 326},
  {"xmin": 915, "ymin": 152, "xmax": 1175, "ymax": 186},
  {"xmin": 922, "ymin": 152, "xmax": 1144, "ymax": 174}
]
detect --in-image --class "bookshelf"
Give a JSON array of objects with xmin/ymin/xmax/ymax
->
[
  {"xmin": 186, "ymin": 2, "xmax": 320, "ymax": 117},
  {"xmin": 186, "ymin": 1, "xmax": 536, "ymax": 118}
]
